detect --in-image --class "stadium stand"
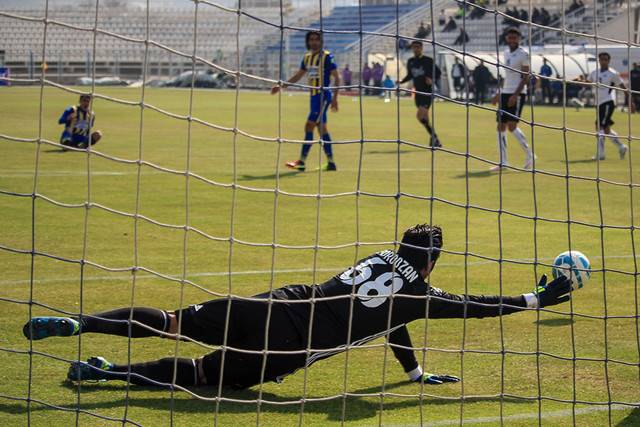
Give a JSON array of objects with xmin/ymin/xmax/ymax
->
[
  {"xmin": 276, "ymin": 3, "xmax": 422, "ymax": 53},
  {"xmin": 0, "ymin": 0, "xmax": 631, "ymax": 85},
  {"xmin": 1, "ymin": 3, "xmax": 289, "ymax": 74},
  {"xmin": 433, "ymin": 0, "xmax": 626, "ymax": 51},
  {"xmin": 243, "ymin": 2, "xmax": 426, "ymax": 82}
]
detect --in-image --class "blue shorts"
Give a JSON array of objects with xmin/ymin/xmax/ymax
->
[
  {"xmin": 60, "ymin": 131, "xmax": 89, "ymax": 147},
  {"xmin": 308, "ymin": 92, "xmax": 332, "ymax": 124}
]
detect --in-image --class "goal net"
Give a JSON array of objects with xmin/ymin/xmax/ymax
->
[{"xmin": 0, "ymin": 0, "xmax": 639, "ymax": 425}]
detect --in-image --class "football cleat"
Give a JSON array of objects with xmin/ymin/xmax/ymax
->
[
  {"xmin": 67, "ymin": 356, "xmax": 113, "ymax": 382},
  {"xmin": 23, "ymin": 317, "xmax": 79, "ymax": 340},
  {"xmin": 619, "ymin": 144, "xmax": 628, "ymax": 160},
  {"xmin": 523, "ymin": 154, "xmax": 538, "ymax": 170},
  {"xmin": 323, "ymin": 162, "xmax": 337, "ymax": 171},
  {"xmin": 489, "ymin": 164, "xmax": 508, "ymax": 172},
  {"xmin": 285, "ymin": 160, "xmax": 306, "ymax": 171},
  {"xmin": 430, "ymin": 136, "xmax": 442, "ymax": 148}
]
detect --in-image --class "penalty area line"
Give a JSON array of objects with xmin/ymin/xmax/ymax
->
[
  {"xmin": 0, "ymin": 254, "xmax": 637, "ymax": 286},
  {"xmin": 379, "ymin": 402, "xmax": 639, "ymax": 427}
]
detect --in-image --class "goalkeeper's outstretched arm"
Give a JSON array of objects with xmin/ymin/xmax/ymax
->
[
  {"xmin": 425, "ymin": 274, "xmax": 571, "ymax": 320},
  {"xmin": 394, "ymin": 274, "xmax": 571, "ymax": 385}
]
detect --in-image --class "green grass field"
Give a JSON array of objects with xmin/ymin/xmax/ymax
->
[{"xmin": 1, "ymin": 86, "xmax": 639, "ymax": 426}]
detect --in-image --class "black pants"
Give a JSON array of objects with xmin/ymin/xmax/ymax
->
[
  {"xmin": 541, "ymin": 80, "xmax": 552, "ymax": 104},
  {"xmin": 364, "ymin": 78, "xmax": 371, "ymax": 95},
  {"xmin": 633, "ymin": 94, "xmax": 640, "ymax": 113},
  {"xmin": 176, "ymin": 298, "xmax": 307, "ymax": 389},
  {"xmin": 474, "ymin": 85, "xmax": 487, "ymax": 104},
  {"xmin": 373, "ymin": 79, "xmax": 382, "ymax": 95}
]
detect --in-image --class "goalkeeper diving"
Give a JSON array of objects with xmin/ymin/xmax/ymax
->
[{"xmin": 23, "ymin": 224, "xmax": 572, "ymax": 389}]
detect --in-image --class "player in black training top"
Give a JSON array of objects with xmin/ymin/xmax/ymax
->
[
  {"xmin": 23, "ymin": 224, "xmax": 572, "ymax": 390},
  {"xmin": 399, "ymin": 40, "xmax": 442, "ymax": 147}
]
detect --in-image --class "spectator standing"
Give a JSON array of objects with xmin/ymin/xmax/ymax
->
[
  {"xmin": 451, "ymin": 57, "xmax": 466, "ymax": 98},
  {"xmin": 551, "ymin": 74, "xmax": 563, "ymax": 104},
  {"xmin": 382, "ymin": 75, "xmax": 395, "ymax": 101},
  {"xmin": 362, "ymin": 63, "xmax": 372, "ymax": 95},
  {"xmin": 472, "ymin": 60, "xmax": 491, "ymax": 104},
  {"xmin": 342, "ymin": 65, "xmax": 352, "ymax": 87},
  {"xmin": 453, "ymin": 27, "xmax": 470, "ymax": 45},
  {"xmin": 372, "ymin": 62, "xmax": 384, "ymax": 95},
  {"xmin": 539, "ymin": 59, "xmax": 553, "ymax": 104},
  {"xmin": 630, "ymin": 62, "xmax": 640, "ymax": 113},
  {"xmin": 438, "ymin": 9, "xmax": 447, "ymax": 26}
]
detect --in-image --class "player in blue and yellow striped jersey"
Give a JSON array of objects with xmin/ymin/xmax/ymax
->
[
  {"xmin": 58, "ymin": 94, "xmax": 102, "ymax": 150},
  {"xmin": 271, "ymin": 31, "xmax": 340, "ymax": 171}
]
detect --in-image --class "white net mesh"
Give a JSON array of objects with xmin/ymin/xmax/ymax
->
[{"xmin": 1, "ymin": 0, "xmax": 640, "ymax": 425}]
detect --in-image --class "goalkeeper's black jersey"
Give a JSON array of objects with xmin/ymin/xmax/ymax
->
[
  {"xmin": 270, "ymin": 250, "xmax": 526, "ymax": 370},
  {"xmin": 400, "ymin": 55, "xmax": 441, "ymax": 94}
]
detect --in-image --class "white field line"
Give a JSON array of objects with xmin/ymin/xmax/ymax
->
[
  {"xmin": 0, "ymin": 254, "xmax": 637, "ymax": 287},
  {"xmin": 381, "ymin": 403, "xmax": 639, "ymax": 427},
  {"xmin": 0, "ymin": 171, "xmax": 167, "ymax": 177},
  {"xmin": 0, "ymin": 165, "xmax": 630, "ymax": 178},
  {"xmin": 0, "ymin": 169, "xmax": 495, "ymax": 178}
]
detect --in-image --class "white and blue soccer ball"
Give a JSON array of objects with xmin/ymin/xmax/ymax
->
[{"xmin": 552, "ymin": 251, "xmax": 591, "ymax": 289}]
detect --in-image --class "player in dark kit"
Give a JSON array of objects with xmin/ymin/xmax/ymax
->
[
  {"xmin": 23, "ymin": 224, "xmax": 572, "ymax": 390},
  {"xmin": 399, "ymin": 40, "xmax": 442, "ymax": 147}
]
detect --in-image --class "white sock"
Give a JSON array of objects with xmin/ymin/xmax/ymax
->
[
  {"xmin": 608, "ymin": 130, "xmax": 623, "ymax": 147},
  {"xmin": 511, "ymin": 127, "xmax": 532, "ymax": 159},
  {"xmin": 497, "ymin": 131, "xmax": 508, "ymax": 165},
  {"xmin": 597, "ymin": 132, "xmax": 606, "ymax": 157}
]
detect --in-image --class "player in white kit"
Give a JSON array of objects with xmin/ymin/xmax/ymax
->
[
  {"xmin": 491, "ymin": 28, "xmax": 534, "ymax": 171},
  {"xmin": 578, "ymin": 52, "xmax": 633, "ymax": 160}
]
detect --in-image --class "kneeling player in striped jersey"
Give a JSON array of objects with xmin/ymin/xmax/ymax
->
[
  {"xmin": 58, "ymin": 94, "xmax": 102, "ymax": 150},
  {"xmin": 23, "ymin": 224, "xmax": 571, "ymax": 390}
]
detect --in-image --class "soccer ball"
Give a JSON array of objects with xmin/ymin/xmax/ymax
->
[{"xmin": 552, "ymin": 251, "xmax": 591, "ymax": 289}]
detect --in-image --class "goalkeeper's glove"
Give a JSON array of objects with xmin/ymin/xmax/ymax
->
[
  {"xmin": 523, "ymin": 274, "xmax": 572, "ymax": 309},
  {"xmin": 408, "ymin": 366, "xmax": 460, "ymax": 385},
  {"xmin": 416, "ymin": 373, "xmax": 461, "ymax": 385}
]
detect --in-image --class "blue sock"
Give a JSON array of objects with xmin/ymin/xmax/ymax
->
[
  {"xmin": 301, "ymin": 131, "xmax": 313, "ymax": 161},
  {"xmin": 322, "ymin": 134, "xmax": 333, "ymax": 163}
]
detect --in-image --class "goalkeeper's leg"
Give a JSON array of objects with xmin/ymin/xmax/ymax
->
[
  {"xmin": 24, "ymin": 299, "xmax": 254, "ymax": 345},
  {"xmin": 67, "ymin": 355, "xmax": 204, "ymax": 387},
  {"xmin": 23, "ymin": 307, "xmax": 172, "ymax": 340},
  {"xmin": 68, "ymin": 347, "xmax": 306, "ymax": 389}
]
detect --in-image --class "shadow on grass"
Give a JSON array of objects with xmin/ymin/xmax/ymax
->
[
  {"xmin": 43, "ymin": 148, "xmax": 68, "ymax": 153},
  {"xmin": 564, "ymin": 158, "xmax": 596, "ymax": 164},
  {"xmin": 0, "ymin": 380, "xmax": 528, "ymax": 422},
  {"xmin": 617, "ymin": 407, "xmax": 640, "ymax": 426},
  {"xmin": 239, "ymin": 170, "xmax": 302, "ymax": 181},
  {"xmin": 365, "ymin": 150, "xmax": 414, "ymax": 155},
  {"xmin": 453, "ymin": 170, "xmax": 497, "ymax": 179},
  {"xmin": 535, "ymin": 318, "xmax": 575, "ymax": 327}
]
